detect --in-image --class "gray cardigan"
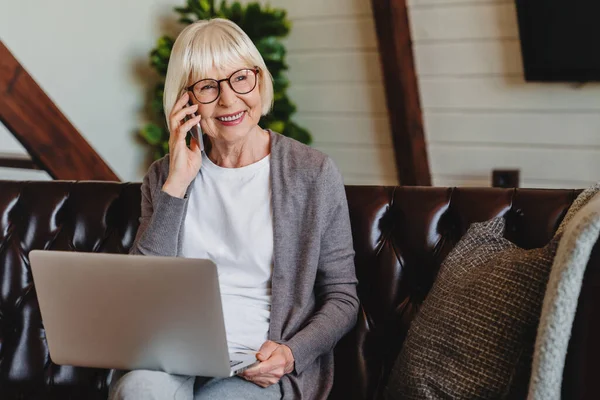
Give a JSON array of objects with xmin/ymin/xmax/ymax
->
[{"xmin": 130, "ymin": 130, "xmax": 360, "ymax": 399}]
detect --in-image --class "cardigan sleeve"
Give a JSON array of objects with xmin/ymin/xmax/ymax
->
[
  {"xmin": 280, "ymin": 157, "xmax": 360, "ymax": 374},
  {"xmin": 129, "ymin": 160, "xmax": 188, "ymax": 257}
]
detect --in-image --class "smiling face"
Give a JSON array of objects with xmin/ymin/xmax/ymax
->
[{"xmin": 188, "ymin": 65, "xmax": 263, "ymax": 145}]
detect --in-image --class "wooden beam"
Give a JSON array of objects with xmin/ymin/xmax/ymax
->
[
  {"xmin": 0, "ymin": 153, "xmax": 40, "ymax": 170},
  {"xmin": 371, "ymin": 0, "xmax": 431, "ymax": 186},
  {"xmin": 0, "ymin": 41, "xmax": 120, "ymax": 181}
]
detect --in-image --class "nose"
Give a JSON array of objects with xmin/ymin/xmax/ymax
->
[{"xmin": 218, "ymin": 81, "xmax": 237, "ymax": 107}]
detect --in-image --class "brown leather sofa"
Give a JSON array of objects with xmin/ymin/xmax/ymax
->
[{"xmin": 0, "ymin": 180, "xmax": 597, "ymax": 399}]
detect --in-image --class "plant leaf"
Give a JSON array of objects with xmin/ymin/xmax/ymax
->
[
  {"xmin": 255, "ymin": 37, "xmax": 286, "ymax": 62},
  {"xmin": 266, "ymin": 120, "xmax": 286, "ymax": 133},
  {"xmin": 189, "ymin": 0, "xmax": 213, "ymax": 19},
  {"xmin": 228, "ymin": 2, "xmax": 243, "ymax": 23},
  {"xmin": 162, "ymin": 140, "xmax": 170, "ymax": 155},
  {"xmin": 174, "ymin": 6, "xmax": 191, "ymax": 14},
  {"xmin": 272, "ymin": 96, "xmax": 296, "ymax": 120},
  {"xmin": 140, "ymin": 123, "xmax": 164, "ymax": 145},
  {"xmin": 272, "ymin": 73, "xmax": 289, "ymax": 95},
  {"xmin": 283, "ymin": 120, "xmax": 312, "ymax": 145}
]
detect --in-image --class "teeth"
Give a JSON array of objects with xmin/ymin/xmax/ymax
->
[{"xmin": 217, "ymin": 111, "xmax": 244, "ymax": 122}]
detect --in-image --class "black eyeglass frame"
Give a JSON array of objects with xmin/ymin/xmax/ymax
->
[{"xmin": 186, "ymin": 67, "xmax": 260, "ymax": 104}]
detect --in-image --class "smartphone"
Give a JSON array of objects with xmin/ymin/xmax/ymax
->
[{"xmin": 186, "ymin": 101, "xmax": 204, "ymax": 152}]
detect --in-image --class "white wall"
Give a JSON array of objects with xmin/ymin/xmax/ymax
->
[
  {"xmin": 0, "ymin": 0, "xmax": 191, "ymax": 181},
  {"xmin": 6, "ymin": 1, "xmax": 594, "ymax": 189},
  {"xmin": 408, "ymin": 0, "xmax": 600, "ymax": 189},
  {"xmin": 264, "ymin": 0, "xmax": 397, "ymax": 185},
  {"xmin": 0, "ymin": 0, "xmax": 397, "ymax": 185}
]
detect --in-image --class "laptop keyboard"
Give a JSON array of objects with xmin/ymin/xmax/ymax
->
[{"xmin": 230, "ymin": 360, "xmax": 242, "ymax": 367}]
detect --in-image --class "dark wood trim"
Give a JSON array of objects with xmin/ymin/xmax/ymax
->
[
  {"xmin": 371, "ymin": 0, "xmax": 431, "ymax": 186},
  {"xmin": 0, "ymin": 153, "xmax": 41, "ymax": 170},
  {"xmin": 0, "ymin": 41, "xmax": 120, "ymax": 181}
]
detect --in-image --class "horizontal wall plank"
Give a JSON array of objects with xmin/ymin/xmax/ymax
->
[
  {"xmin": 285, "ymin": 0, "xmax": 372, "ymax": 19},
  {"xmin": 432, "ymin": 175, "xmax": 491, "ymax": 187},
  {"xmin": 287, "ymin": 51, "xmax": 382, "ymax": 83},
  {"xmin": 516, "ymin": 180, "xmax": 593, "ymax": 189},
  {"xmin": 409, "ymin": 3, "xmax": 518, "ymax": 41},
  {"xmin": 237, "ymin": 0, "xmax": 372, "ymax": 19},
  {"xmin": 425, "ymin": 112, "xmax": 600, "ymax": 146},
  {"xmin": 429, "ymin": 144, "xmax": 600, "ymax": 182},
  {"xmin": 313, "ymin": 143, "xmax": 397, "ymax": 179},
  {"xmin": 285, "ymin": 18, "xmax": 377, "ymax": 51},
  {"xmin": 419, "ymin": 77, "xmax": 600, "ymax": 110},
  {"xmin": 344, "ymin": 173, "xmax": 399, "ymax": 186},
  {"xmin": 408, "ymin": 0, "xmax": 510, "ymax": 7},
  {"xmin": 433, "ymin": 175, "xmax": 592, "ymax": 189},
  {"xmin": 289, "ymin": 83, "xmax": 387, "ymax": 114},
  {"xmin": 0, "ymin": 167, "xmax": 51, "ymax": 181},
  {"xmin": 414, "ymin": 40, "xmax": 522, "ymax": 76},
  {"xmin": 296, "ymin": 114, "xmax": 392, "ymax": 145}
]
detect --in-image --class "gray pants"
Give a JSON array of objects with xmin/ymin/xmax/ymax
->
[{"xmin": 109, "ymin": 370, "xmax": 282, "ymax": 400}]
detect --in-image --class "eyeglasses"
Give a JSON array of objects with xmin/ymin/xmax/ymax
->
[{"xmin": 186, "ymin": 67, "xmax": 260, "ymax": 104}]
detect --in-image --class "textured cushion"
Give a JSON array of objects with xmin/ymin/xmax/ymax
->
[
  {"xmin": 385, "ymin": 217, "xmax": 559, "ymax": 399},
  {"xmin": 529, "ymin": 183, "xmax": 600, "ymax": 399}
]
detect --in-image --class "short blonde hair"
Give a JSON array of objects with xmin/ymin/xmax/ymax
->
[{"xmin": 163, "ymin": 18, "xmax": 274, "ymax": 130}]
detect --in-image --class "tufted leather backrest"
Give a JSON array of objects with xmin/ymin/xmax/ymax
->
[
  {"xmin": 330, "ymin": 186, "xmax": 581, "ymax": 400},
  {"xmin": 0, "ymin": 181, "xmax": 141, "ymax": 399},
  {"xmin": 0, "ymin": 181, "xmax": 589, "ymax": 399}
]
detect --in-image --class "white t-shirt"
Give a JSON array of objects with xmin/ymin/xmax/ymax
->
[{"xmin": 181, "ymin": 151, "xmax": 273, "ymax": 354}]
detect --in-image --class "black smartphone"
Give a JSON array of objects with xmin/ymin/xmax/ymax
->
[
  {"xmin": 184, "ymin": 102, "xmax": 205, "ymax": 153},
  {"xmin": 186, "ymin": 101, "xmax": 203, "ymax": 142}
]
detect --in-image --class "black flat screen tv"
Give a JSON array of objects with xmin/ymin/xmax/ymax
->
[{"xmin": 515, "ymin": 0, "xmax": 600, "ymax": 82}]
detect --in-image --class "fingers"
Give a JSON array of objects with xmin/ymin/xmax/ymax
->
[
  {"xmin": 169, "ymin": 92, "xmax": 189, "ymax": 128},
  {"xmin": 169, "ymin": 92, "xmax": 200, "ymax": 132},
  {"xmin": 257, "ymin": 341, "xmax": 279, "ymax": 361},
  {"xmin": 178, "ymin": 115, "xmax": 201, "ymax": 137},
  {"xmin": 169, "ymin": 115, "xmax": 200, "ymax": 148},
  {"xmin": 243, "ymin": 355, "xmax": 284, "ymax": 379},
  {"xmin": 243, "ymin": 368, "xmax": 284, "ymax": 388},
  {"xmin": 242, "ymin": 362, "xmax": 261, "ymax": 376},
  {"xmin": 258, "ymin": 354, "xmax": 283, "ymax": 374},
  {"xmin": 240, "ymin": 342, "xmax": 293, "ymax": 388},
  {"xmin": 172, "ymin": 103, "xmax": 198, "ymax": 125},
  {"xmin": 174, "ymin": 91, "xmax": 191, "ymax": 112}
]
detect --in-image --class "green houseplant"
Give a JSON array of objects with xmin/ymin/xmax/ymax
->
[{"xmin": 140, "ymin": 0, "xmax": 312, "ymax": 160}]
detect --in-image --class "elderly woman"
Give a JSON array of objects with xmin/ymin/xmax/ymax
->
[{"xmin": 109, "ymin": 18, "xmax": 358, "ymax": 400}]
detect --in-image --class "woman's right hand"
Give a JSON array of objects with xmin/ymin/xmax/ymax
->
[{"xmin": 162, "ymin": 92, "xmax": 203, "ymax": 198}]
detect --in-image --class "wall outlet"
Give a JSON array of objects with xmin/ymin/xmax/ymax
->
[{"xmin": 492, "ymin": 169, "xmax": 520, "ymax": 188}]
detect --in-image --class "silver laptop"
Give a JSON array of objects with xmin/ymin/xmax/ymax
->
[{"xmin": 29, "ymin": 250, "xmax": 258, "ymax": 377}]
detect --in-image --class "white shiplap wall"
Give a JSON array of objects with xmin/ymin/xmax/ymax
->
[
  {"xmin": 240, "ymin": 0, "xmax": 398, "ymax": 185},
  {"xmin": 407, "ymin": 0, "xmax": 600, "ymax": 189},
  {"xmin": 1, "ymin": 0, "xmax": 397, "ymax": 185}
]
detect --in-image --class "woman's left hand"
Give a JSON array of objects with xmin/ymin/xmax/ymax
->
[{"xmin": 240, "ymin": 341, "xmax": 295, "ymax": 387}]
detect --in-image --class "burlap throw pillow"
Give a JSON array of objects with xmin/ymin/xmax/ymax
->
[{"xmin": 385, "ymin": 217, "xmax": 560, "ymax": 399}]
